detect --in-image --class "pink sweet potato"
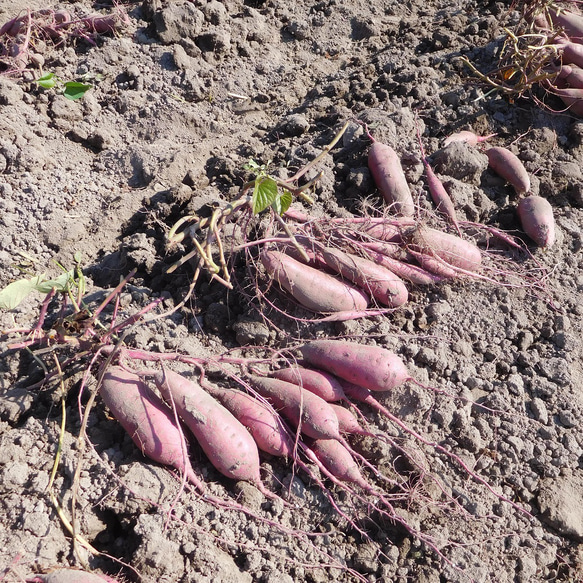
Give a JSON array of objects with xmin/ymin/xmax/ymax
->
[
  {"xmin": 361, "ymin": 245, "xmax": 445, "ymax": 285},
  {"xmin": 360, "ymin": 240, "xmax": 406, "ymax": 259},
  {"xmin": 550, "ymin": 6, "xmax": 583, "ymax": 41},
  {"xmin": 443, "ymin": 130, "xmax": 495, "ymax": 147},
  {"xmin": 517, "ymin": 195, "xmax": 556, "ymax": 247},
  {"xmin": 485, "ymin": 146, "xmax": 531, "ymax": 194},
  {"xmin": 319, "ymin": 246, "xmax": 409, "ymax": 308},
  {"xmin": 406, "ymin": 226, "xmax": 482, "ymax": 273},
  {"xmin": 422, "ymin": 156, "xmax": 460, "ymax": 231},
  {"xmin": 418, "ymin": 134, "xmax": 460, "ymax": 232},
  {"xmin": 359, "ymin": 218, "xmax": 414, "ymax": 242},
  {"xmin": 330, "ymin": 403, "xmax": 370, "ymax": 436},
  {"xmin": 261, "ymin": 249, "xmax": 369, "ymax": 313},
  {"xmin": 547, "ymin": 84, "xmax": 583, "ymax": 115},
  {"xmin": 300, "ymin": 340, "xmax": 411, "ymax": 393},
  {"xmin": 406, "ymin": 248, "xmax": 459, "ymax": 279},
  {"xmin": 0, "ymin": 15, "xmax": 26, "ymax": 37},
  {"xmin": 99, "ymin": 366, "xmax": 199, "ymax": 485},
  {"xmin": 557, "ymin": 39, "xmax": 583, "ymax": 68},
  {"xmin": 368, "ymin": 141, "xmax": 416, "ymax": 216},
  {"xmin": 154, "ymin": 369, "xmax": 264, "ymax": 487},
  {"xmin": 203, "ymin": 383, "xmax": 294, "ymax": 458},
  {"xmin": 247, "ymin": 375, "xmax": 341, "ymax": 440},
  {"xmin": 271, "ymin": 366, "xmax": 346, "ymax": 402},
  {"xmin": 309, "ymin": 438, "xmax": 371, "ymax": 491},
  {"xmin": 556, "ymin": 63, "xmax": 583, "ymax": 87}
]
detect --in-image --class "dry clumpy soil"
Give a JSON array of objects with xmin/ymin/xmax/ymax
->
[{"xmin": 1, "ymin": 0, "xmax": 583, "ymax": 582}]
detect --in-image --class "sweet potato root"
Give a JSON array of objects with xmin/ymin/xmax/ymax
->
[
  {"xmin": 99, "ymin": 366, "xmax": 200, "ymax": 486},
  {"xmin": 300, "ymin": 340, "xmax": 411, "ymax": 393},
  {"xmin": 261, "ymin": 249, "xmax": 370, "ymax": 313},
  {"xmin": 517, "ymin": 195, "xmax": 556, "ymax": 247}
]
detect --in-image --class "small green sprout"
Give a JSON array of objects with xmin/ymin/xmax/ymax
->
[
  {"xmin": 244, "ymin": 160, "xmax": 293, "ymax": 215},
  {"xmin": 35, "ymin": 72, "xmax": 93, "ymax": 100}
]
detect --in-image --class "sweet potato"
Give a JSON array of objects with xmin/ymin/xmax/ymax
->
[
  {"xmin": 271, "ymin": 366, "xmax": 346, "ymax": 402},
  {"xmin": 300, "ymin": 340, "xmax": 411, "ymax": 393},
  {"xmin": 154, "ymin": 369, "xmax": 264, "ymax": 487},
  {"xmin": 550, "ymin": 6, "xmax": 583, "ymax": 41},
  {"xmin": 517, "ymin": 195, "xmax": 556, "ymax": 247},
  {"xmin": 417, "ymin": 132, "xmax": 460, "ymax": 232},
  {"xmin": 247, "ymin": 375, "xmax": 341, "ymax": 440},
  {"xmin": 84, "ymin": 14, "xmax": 125, "ymax": 34},
  {"xmin": 485, "ymin": 146, "xmax": 531, "ymax": 194},
  {"xmin": 368, "ymin": 141, "xmax": 416, "ymax": 216},
  {"xmin": 0, "ymin": 15, "xmax": 26, "ymax": 37},
  {"xmin": 547, "ymin": 84, "xmax": 583, "ymax": 115},
  {"xmin": 556, "ymin": 63, "xmax": 583, "ymax": 88},
  {"xmin": 319, "ymin": 246, "xmax": 409, "ymax": 308},
  {"xmin": 309, "ymin": 438, "xmax": 371, "ymax": 492},
  {"xmin": 406, "ymin": 249, "xmax": 459, "ymax": 279},
  {"xmin": 443, "ymin": 130, "xmax": 495, "ymax": 147},
  {"xmin": 359, "ymin": 218, "xmax": 414, "ymax": 242},
  {"xmin": 261, "ymin": 249, "xmax": 369, "ymax": 313},
  {"xmin": 422, "ymin": 156, "xmax": 460, "ymax": 232},
  {"xmin": 406, "ymin": 226, "xmax": 482, "ymax": 273},
  {"xmin": 330, "ymin": 403, "xmax": 370, "ymax": 436},
  {"xmin": 99, "ymin": 367, "xmax": 200, "ymax": 486},
  {"xmin": 557, "ymin": 39, "xmax": 583, "ymax": 68},
  {"xmin": 360, "ymin": 239, "xmax": 406, "ymax": 259},
  {"xmin": 362, "ymin": 245, "xmax": 445, "ymax": 285},
  {"xmin": 203, "ymin": 383, "xmax": 294, "ymax": 458}
]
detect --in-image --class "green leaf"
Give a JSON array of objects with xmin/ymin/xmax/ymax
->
[
  {"xmin": 36, "ymin": 73, "xmax": 56, "ymax": 89},
  {"xmin": 63, "ymin": 82, "xmax": 92, "ymax": 100},
  {"xmin": 0, "ymin": 276, "xmax": 44, "ymax": 309},
  {"xmin": 0, "ymin": 270, "xmax": 77, "ymax": 309},
  {"xmin": 272, "ymin": 189, "xmax": 292, "ymax": 215},
  {"xmin": 33, "ymin": 271, "xmax": 74, "ymax": 294},
  {"xmin": 244, "ymin": 159, "xmax": 261, "ymax": 172},
  {"xmin": 252, "ymin": 177, "xmax": 278, "ymax": 214}
]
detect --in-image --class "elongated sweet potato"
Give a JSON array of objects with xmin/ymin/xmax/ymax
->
[
  {"xmin": 362, "ymin": 245, "xmax": 445, "ymax": 285},
  {"xmin": 154, "ymin": 370, "xmax": 264, "ymax": 487},
  {"xmin": 203, "ymin": 383, "xmax": 294, "ymax": 458},
  {"xmin": 550, "ymin": 6, "xmax": 583, "ymax": 41},
  {"xmin": 261, "ymin": 249, "xmax": 369, "ymax": 313},
  {"xmin": 359, "ymin": 218, "xmax": 413, "ymax": 242},
  {"xmin": 310, "ymin": 438, "xmax": 371, "ymax": 491},
  {"xmin": 548, "ymin": 84, "xmax": 583, "ymax": 116},
  {"xmin": 247, "ymin": 375, "xmax": 341, "ymax": 440},
  {"xmin": 368, "ymin": 141, "xmax": 416, "ymax": 216},
  {"xmin": 271, "ymin": 366, "xmax": 346, "ymax": 402},
  {"xmin": 99, "ymin": 367, "xmax": 200, "ymax": 485},
  {"xmin": 517, "ymin": 195, "xmax": 556, "ymax": 247},
  {"xmin": 443, "ymin": 130, "xmax": 495, "ymax": 147},
  {"xmin": 406, "ymin": 226, "xmax": 482, "ymax": 273},
  {"xmin": 320, "ymin": 246, "xmax": 409, "ymax": 308},
  {"xmin": 330, "ymin": 403, "xmax": 369, "ymax": 436},
  {"xmin": 485, "ymin": 146, "xmax": 531, "ymax": 194},
  {"xmin": 557, "ymin": 39, "xmax": 583, "ymax": 68},
  {"xmin": 300, "ymin": 340, "xmax": 411, "ymax": 393}
]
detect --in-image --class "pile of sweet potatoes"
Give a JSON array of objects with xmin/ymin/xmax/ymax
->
[
  {"xmin": 257, "ymin": 130, "xmax": 554, "ymax": 317},
  {"xmin": 532, "ymin": 1, "xmax": 583, "ymax": 115},
  {"xmin": 99, "ymin": 341, "xmax": 417, "ymax": 496},
  {"xmin": 0, "ymin": 6, "xmax": 129, "ymax": 73},
  {"xmin": 97, "ymin": 341, "xmax": 446, "ymax": 540}
]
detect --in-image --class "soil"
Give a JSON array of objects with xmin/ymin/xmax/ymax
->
[{"xmin": 1, "ymin": 1, "xmax": 583, "ymax": 582}]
